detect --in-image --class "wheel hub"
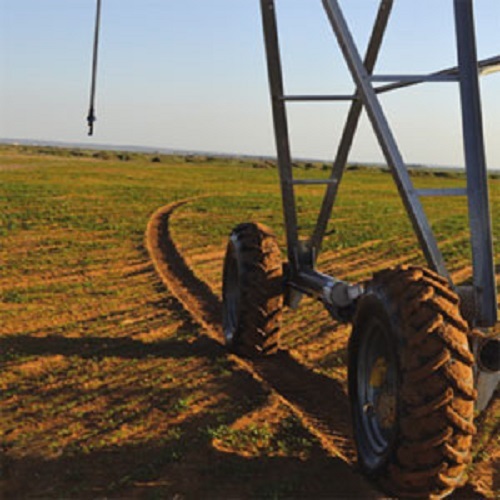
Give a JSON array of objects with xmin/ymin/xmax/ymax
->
[
  {"xmin": 368, "ymin": 356, "xmax": 396, "ymax": 429},
  {"xmin": 355, "ymin": 318, "xmax": 398, "ymax": 469}
]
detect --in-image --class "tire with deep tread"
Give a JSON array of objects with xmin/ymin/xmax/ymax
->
[
  {"xmin": 349, "ymin": 265, "xmax": 476, "ymax": 499},
  {"xmin": 222, "ymin": 222, "xmax": 283, "ymax": 357}
]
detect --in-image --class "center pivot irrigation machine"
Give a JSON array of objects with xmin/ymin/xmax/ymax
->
[{"xmin": 88, "ymin": 0, "xmax": 499, "ymax": 498}]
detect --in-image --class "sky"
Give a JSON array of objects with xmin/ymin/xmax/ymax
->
[{"xmin": 0, "ymin": 0, "xmax": 499, "ymax": 168}]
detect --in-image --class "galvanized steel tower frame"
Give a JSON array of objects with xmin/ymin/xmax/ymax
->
[{"xmin": 260, "ymin": 0, "xmax": 500, "ymax": 327}]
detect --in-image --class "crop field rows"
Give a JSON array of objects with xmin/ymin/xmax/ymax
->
[{"xmin": 0, "ymin": 146, "xmax": 498, "ymax": 498}]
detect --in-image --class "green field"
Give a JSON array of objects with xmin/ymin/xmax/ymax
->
[{"xmin": 1, "ymin": 145, "xmax": 498, "ymax": 498}]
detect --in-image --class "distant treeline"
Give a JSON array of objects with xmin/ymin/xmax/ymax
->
[{"xmin": 2, "ymin": 143, "xmax": 499, "ymax": 180}]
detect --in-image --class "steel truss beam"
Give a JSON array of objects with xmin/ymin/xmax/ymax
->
[
  {"xmin": 454, "ymin": 0, "xmax": 496, "ymax": 326},
  {"xmin": 260, "ymin": 0, "xmax": 498, "ymax": 326}
]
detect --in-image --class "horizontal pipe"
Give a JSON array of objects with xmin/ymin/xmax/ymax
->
[
  {"xmin": 291, "ymin": 269, "xmax": 364, "ymax": 308},
  {"xmin": 371, "ymin": 74, "xmax": 458, "ymax": 83},
  {"xmin": 375, "ymin": 55, "xmax": 500, "ymax": 94},
  {"xmin": 281, "ymin": 94, "xmax": 356, "ymax": 102},
  {"xmin": 291, "ymin": 179, "xmax": 339, "ymax": 185},
  {"xmin": 416, "ymin": 188, "xmax": 467, "ymax": 197},
  {"xmin": 479, "ymin": 54, "xmax": 500, "ymax": 76}
]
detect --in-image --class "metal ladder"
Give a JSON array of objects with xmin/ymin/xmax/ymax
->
[{"xmin": 260, "ymin": 0, "xmax": 500, "ymax": 327}]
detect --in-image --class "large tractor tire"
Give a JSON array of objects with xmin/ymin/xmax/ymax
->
[
  {"xmin": 349, "ymin": 266, "xmax": 476, "ymax": 499},
  {"xmin": 222, "ymin": 222, "xmax": 283, "ymax": 357}
]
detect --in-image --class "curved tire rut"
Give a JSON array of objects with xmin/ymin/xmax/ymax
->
[{"xmin": 145, "ymin": 200, "xmax": 359, "ymax": 466}]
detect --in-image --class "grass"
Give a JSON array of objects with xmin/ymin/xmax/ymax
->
[
  {"xmin": 207, "ymin": 413, "xmax": 317, "ymax": 459},
  {"xmin": 1, "ymin": 144, "xmax": 499, "ymax": 498}
]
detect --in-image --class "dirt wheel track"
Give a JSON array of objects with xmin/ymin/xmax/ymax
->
[
  {"xmin": 146, "ymin": 200, "xmax": 355, "ymax": 463},
  {"xmin": 145, "ymin": 200, "xmax": 496, "ymax": 499},
  {"xmin": 146, "ymin": 201, "xmax": 358, "ymax": 462}
]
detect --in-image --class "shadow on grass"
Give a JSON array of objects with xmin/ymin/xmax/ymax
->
[
  {"xmin": 2, "ymin": 387, "xmax": 377, "ymax": 500},
  {"xmin": 3, "ymin": 447, "xmax": 380, "ymax": 499},
  {"xmin": 1, "ymin": 327, "xmax": 379, "ymax": 499},
  {"xmin": 0, "ymin": 333, "xmax": 222, "ymax": 362},
  {"xmin": 1, "ymin": 332, "xmax": 352, "ymax": 439}
]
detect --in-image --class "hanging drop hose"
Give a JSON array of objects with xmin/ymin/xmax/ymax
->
[{"xmin": 87, "ymin": 0, "xmax": 102, "ymax": 136}]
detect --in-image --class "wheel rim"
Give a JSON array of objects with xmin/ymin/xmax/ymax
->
[
  {"xmin": 356, "ymin": 317, "xmax": 398, "ymax": 470},
  {"xmin": 222, "ymin": 243, "xmax": 240, "ymax": 345}
]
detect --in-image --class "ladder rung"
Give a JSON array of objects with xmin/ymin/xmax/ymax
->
[
  {"xmin": 416, "ymin": 188, "xmax": 467, "ymax": 197},
  {"xmin": 370, "ymin": 74, "xmax": 459, "ymax": 83},
  {"xmin": 291, "ymin": 179, "xmax": 339, "ymax": 185},
  {"xmin": 281, "ymin": 94, "xmax": 357, "ymax": 102}
]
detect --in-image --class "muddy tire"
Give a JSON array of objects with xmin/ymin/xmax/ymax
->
[
  {"xmin": 349, "ymin": 265, "xmax": 476, "ymax": 499},
  {"xmin": 222, "ymin": 223, "xmax": 283, "ymax": 357}
]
